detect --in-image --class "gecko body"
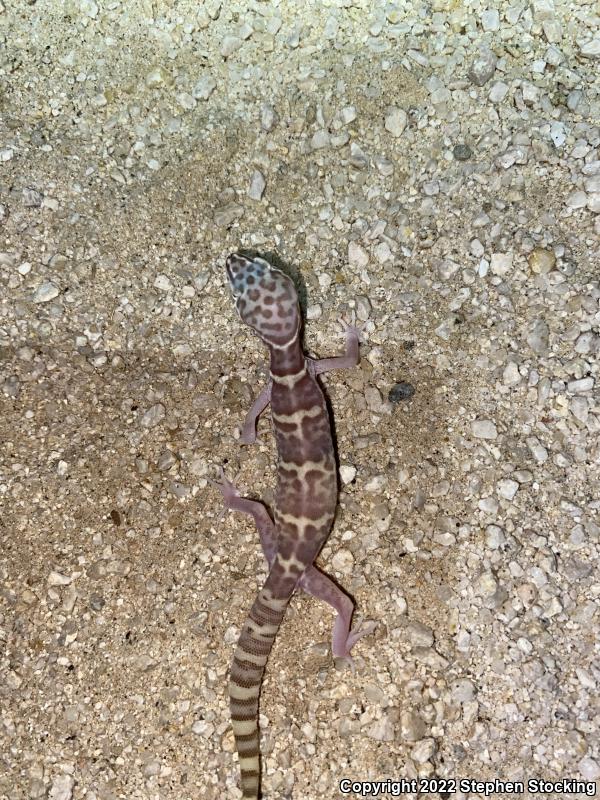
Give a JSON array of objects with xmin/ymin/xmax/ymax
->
[{"xmin": 219, "ymin": 253, "xmax": 373, "ymax": 798}]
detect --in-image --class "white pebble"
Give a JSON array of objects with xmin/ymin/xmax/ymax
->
[
  {"xmin": 578, "ymin": 757, "xmax": 600, "ymax": 780},
  {"xmin": 48, "ymin": 571, "xmax": 72, "ymax": 586},
  {"xmin": 579, "ymin": 38, "xmax": 600, "ymax": 59},
  {"xmin": 472, "ymin": 419, "xmax": 497, "ymax": 439},
  {"xmin": 339, "ymin": 465, "xmax": 357, "ymax": 484},
  {"xmin": 497, "ymin": 479, "xmax": 519, "ymax": 501},
  {"xmin": 331, "ymin": 548, "xmax": 354, "ymax": 575},
  {"xmin": 324, "ymin": 15, "xmax": 338, "ymax": 38},
  {"xmin": 488, "ymin": 81, "xmax": 509, "ymax": 103},
  {"xmin": 33, "ymin": 281, "xmax": 59, "ymax": 303},
  {"xmin": 527, "ymin": 437, "xmax": 548, "ymax": 463},
  {"xmin": 176, "ymin": 92, "xmax": 195, "ymax": 110},
  {"xmin": 348, "ymin": 241, "xmax": 369, "ymax": 268},
  {"xmin": 411, "ymin": 738, "xmax": 436, "ymax": 763},
  {"xmin": 480, "ymin": 9, "xmax": 500, "ymax": 31},
  {"xmin": 567, "ymin": 377, "xmax": 593, "ymax": 393},
  {"xmin": 531, "ymin": 0, "xmax": 556, "ymax": 20},
  {"xmin": 566, "ymin": 190, "xmax": 587, "ymax": 209},
  {"xmin": 490, "ymin": 252, "xmax": 513, "ymax": 275},
  {"xmin": 260, "ymin": 104, "xmax": 276, "ymax": 131},
  {"xmin": 384, "ymin": 106, "xmax": 408, "ymax": 137},
  {"xmin": 340, "ymin": 106, "xmax": 357, "ymax": 125},
  {"xmin": 374, "ymin": 242, "xmax": 393, "ymax": 263},
  {"xmin": 192, "ymin": 720, "xmax": 215, "ymax": 736},
  {"xmin": 49, "ymin": 774, "xmax": 74, "ymax": 800},
  {"xmin": 550, "ymin": 121, "xmax": 566, "ymax": 148},
  {"xmin": 221, "ymin": 36, "xmax": 242, "ymax": 57},
  {"xmin": 311, "ymin": 130, "xmax": 330, "ymax": 149},
  {"xmin": 154, "ymin": 274, "xmax": 172, "ymax": 292},
  {"xmin": 366, "ymin": 715, "xmax": 395, "ymax": 742},
  {"xmin": 247, "ymin": 170, "xmax": 266, "ymax": 200},
  {"xmin": 503, "ymin": 362, "xmax": 521, "ymax": 386},
  {"xmin": 585, "ymin": 175, "xmax": 600, "ymax": 193},
  {"xmin": 470, "ymin": 239, "xmax": 484, "ymax": 257},
  {"xmin": 193, "ymin": 74, "xmax": 216, "ymax": 100}
]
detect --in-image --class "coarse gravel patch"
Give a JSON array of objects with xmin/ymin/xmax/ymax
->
[{"xmin": 1, "ymin": 1, "xmax": 599, "ymax": 799}]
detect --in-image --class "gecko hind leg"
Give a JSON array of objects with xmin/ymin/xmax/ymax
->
[
  {"xmin": 298, "ymin": 565, "xmax": 376, "ymax": 665},
  {"xmin": 211, "ymin": 468, "xmax": 278, "ymax": 564},
  {"xmin": 214, "ymin": 471, "xmax": 375, "ymax": 663}
]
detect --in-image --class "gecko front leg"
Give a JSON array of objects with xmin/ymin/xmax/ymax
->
[
  {"xmin": 240, "ymin": 316, "xmax": 359, "ymax": 441},
  {"xmin": 238, "ymin": 378, "xmax": 272, "ymax": 444},
  {"xmin": 308, "ymin": 316, "xmax": 361, "ymax": 376}
]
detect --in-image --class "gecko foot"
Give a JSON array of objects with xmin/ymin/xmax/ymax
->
[
  {"xmin": 333, "ymin": 620, "xmax": 377, "ymax": 673},
  {"xmin": 210, "ymin": 467, "xmax": 242, "ymax": 520},
  {"xmin": 336, "ymin": 309, "xmax": 364, "ymax": 341}
]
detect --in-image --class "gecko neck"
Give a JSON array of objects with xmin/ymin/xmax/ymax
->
[{"xmin": 268, "ymin": 337, "xmax": 305, "ymax": 376}]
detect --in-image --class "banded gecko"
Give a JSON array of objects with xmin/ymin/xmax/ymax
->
[{"xmin": 216, "ymin": 253, "xmax": 374, "ymax": 799}]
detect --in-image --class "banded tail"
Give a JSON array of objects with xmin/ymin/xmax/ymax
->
[{"xmin": 229, "ymin": 559, "xmax": 295, "ymax": 798}]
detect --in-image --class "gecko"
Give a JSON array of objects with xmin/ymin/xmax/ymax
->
[{"xmin": 215, "ymin": 252, "xmax": 374, "ymax": 799}]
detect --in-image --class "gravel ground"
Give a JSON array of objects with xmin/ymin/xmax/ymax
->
[{"xmin": 1, "ymin": 2, "xmax": 599, "ymax": 799}]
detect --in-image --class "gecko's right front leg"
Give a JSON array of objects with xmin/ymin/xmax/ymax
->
[{"xmin": 238, "ymin": 379, "xmax": 272, "ymax": 444}]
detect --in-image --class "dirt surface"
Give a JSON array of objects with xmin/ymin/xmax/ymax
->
[{"xmin": 1, "ymin": 2, "xmax": 599, "ymax": 799}]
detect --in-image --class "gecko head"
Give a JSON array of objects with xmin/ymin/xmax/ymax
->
[{"xmin": 226, "ymin": 253, "xmax": 300, "ymax": 347}]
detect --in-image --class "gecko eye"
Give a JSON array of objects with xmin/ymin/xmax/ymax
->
[{"xmin": 226, "ymin": 253, "xmax": 300, "ymax": 346}]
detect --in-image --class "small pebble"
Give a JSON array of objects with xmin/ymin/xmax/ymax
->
[
  {"xmin": 384, "ymin": 106, "xmax": 408, "ymax": 137},
  {"xmin": 348, "ymin": 241, "xmax": 369, "ymax": 268},
  {"xmin": 141, "ymin": 403, "xmax": 166, "ymax": 428},
  {"xmin": 247, "ymin": 170, "xmax": 266, "ymax": 200},
  {"xmin": 48, "ymin": 775, "xmax": 74, "ymax": 800},
  {"xmin": 468, "ymin": 50, "xmax": 497, "ymax": 85},
  {"xmin": 221, "ymin": 36, "xmax": 242, "ymax": 57},
  {"xmin": 388, "ymin": 382, "xmax": 415, "ymax": 403},
  {"xmin": 497, "ymin": 479, "xmax": 519, "ymax": 501},
  {"xmin": 472, "ymin": 419, "xmax": 498, "ymax": 439},
  {"xmin": 331, "ymin": 548, "xmax": 354, "ymax": 575},
  {"xmin": 193, "ymin": 74, "xmax": 217, "ymax": 100},
  {"xmin": 528, "ymin": 248, "xmax": 556, "ymax": 274},
  {"xmin": 526, "ymin": 319, "xmax": 550, "ymax": 355},
  {"xmin": 339, "ymin": 465, "xmax": 357, "ymax": 484},
  {"xmin": 260, "ymin": 104, "xmax": 277, "ymax": 131},
  {"xmin": 453, "ymin": 143, "xmax": 473, "ymax": 161},
  {"xmin": 480, "ymin": 9, "xmax": 500, "ymax": 31},
  {"xmin": 489, "ymin": 81, "xmax": 509, "ymax": 103},
  {"xmin": 33, "ymin": 281, "xmax": 59, "ymax": 303}
]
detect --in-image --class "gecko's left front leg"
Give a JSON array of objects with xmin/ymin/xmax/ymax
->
[{"xmin": 308, "ymin": 317, "xmax": 361, "ymax": 376}]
